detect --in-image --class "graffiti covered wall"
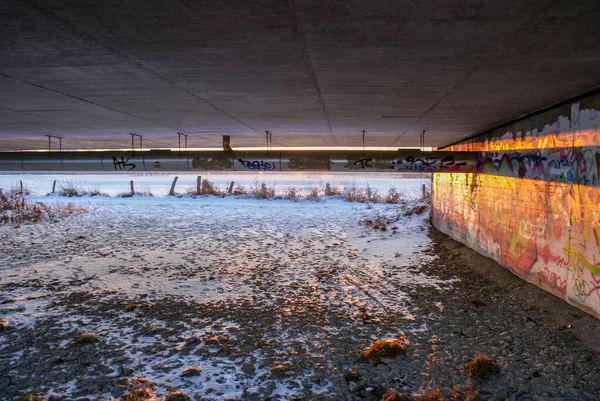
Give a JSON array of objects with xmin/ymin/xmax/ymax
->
[
  {"xmin": 433, "ymin": 92, "xmax": 600, "ymax": 318},
  {"xmin": 433, "ymin": 174, "xmax": 600, "ymax": 317}
]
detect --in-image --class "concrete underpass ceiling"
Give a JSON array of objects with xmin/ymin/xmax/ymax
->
[{"xmin": 1, "ymin": 0, "xmax": 600, "ymax": 151}]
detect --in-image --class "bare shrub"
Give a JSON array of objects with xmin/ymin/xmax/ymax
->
[
  {"xmin": 364, "ymin": 184, "xmax": 381, "ymax": 203},
  {"xmin": 305, "ymin": 186, "xmax": 322, "ymax": 201},
  {"xmin": 344, "ymin": 184, "xmax": 382, "ymax": 203},
  {"xmin": 1, "ymin": 188, "xmax": 86, "ymax": 224},
  {"xmin": 199, "ymin": 179, "xmax": 224, "ymax": 196},
  {"xmin": 385, "ymin": 187, "xmax": 403, "ymax": 204},
  {"xmin": 232, "ymin": 185, "xmax": 248, "ymax": 196},
  {"xmin": 251, "ymin": 182, "xmax": 275, "ymax": 199},
  {"xmin": 324, "ymin": 182, "xmax": 342, "ymax": 197},
  {"xmin": 286, "ymin": 187, "xmax": 300, "ymax": 201},
  {"xmin": 183, "ymin": 186, "xmax": 198, "ymax": 196},
  {"xmin": 9, "ymin": 182, "xmax": 31, "ymax": 196},
  {"xmin": 344, "ymin": 184, "xmax": 362, "ymax": 202}
]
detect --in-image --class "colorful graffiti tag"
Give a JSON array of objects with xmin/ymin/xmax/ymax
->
[
  {"xmin": 432, "ymin": 173, "xmax": 600, "ymax": 318},
  {"xmin": 478, "ymin": 147, "xmax": 598, "ymax": 185}
]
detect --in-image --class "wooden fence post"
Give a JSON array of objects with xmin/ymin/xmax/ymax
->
[
  {"xmin": 228, "ymin": 181, "xmax": 235, "ymax": 194},
  {"xmin": 196, "ymin": 176, "xmax": 202, "ymax": 194},
  {"xmin": 130, "ymin": 180, "xmax": 135, "ymax": 196},
  {"xmin": 52, "ymin": 180, "xmax": 57, "ymax": 193},
  {"xmin": 169, "ymin": 176, "xmax": 179, "ymax": 196}
]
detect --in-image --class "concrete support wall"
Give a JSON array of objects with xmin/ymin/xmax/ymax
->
[{"xmin": 433, "ymin": 91, "xmax": 600, "ymax": 318}]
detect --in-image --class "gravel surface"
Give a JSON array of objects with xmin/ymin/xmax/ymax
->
[{"xmin": 1, "ymin": 197, "xmax": 599, "ymax": 401}]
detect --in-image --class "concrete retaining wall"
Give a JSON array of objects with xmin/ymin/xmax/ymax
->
[{"xmin": 433, "ymin": 91, "xmax": 600, "ymax": 318}]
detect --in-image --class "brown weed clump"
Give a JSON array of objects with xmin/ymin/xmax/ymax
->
[
  {"xmin": 414, "ymin": 390, "xmax": 445, "ymax": 401},
  {"xmin": 72, "ymin": 332, "xmax": 100, "ymax": 346},
  {"xmin": 199, "ymin": 179, "xmax": 224, "ymax": 196},
  {"xmin": 324, "ymin": 182, "xmax": 342, "ymax": 196},
  {"xmin": 385, "ymin": 187, "xmax": 404, "ymax": 204},
  {"xmin": 344, "ymin": 369, "xmax": 360, "ymax": 382},
  {"xmin": 380, "ymin": 390, "xmax": 412, "ymax": 401},
  {"xmin": 58, "ymin": 182, "xmax": 82, "ymax": 197},
  {"xmin": 464, "ymin": 354, "xmax": 499, "ymax": 380},
  {"xmin": 122, "ymin": 378, "xmax": 155, "ymax": 401},
  {"xmin": 251, "ymin": 182, "xmax": 276, "ymax": 199},
  {"xmin": 164, "ymin": 392, "xmax": 191, "ymax": 401},
  {"xmin": 1, "ymin": 188, "xmax": 87, "ymax": 224},
  {"xmin": 232, "ymin": 184, "xmax": 248, "ymax": 196},
  {"xmin": 362, "ymin": 337, "xmax": 407, "ymax": 363},
  {"xmin": 16, "ymin": 395, "xmax": 45, "ymax": 401},
  {"xmin": 305, "ymin": 186, "xmax": 322, "ymax": 201},
  {"xmin": 452, "ymin": 386, "xmax": 479, "ymax": 401},
  {"xmin": 286, "ymin": 187, "xmax": 300, "ymax": 201}
]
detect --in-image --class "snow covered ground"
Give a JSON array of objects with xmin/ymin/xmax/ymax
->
[
  {"xmin": 0, "ymin": 174, "xmax": 446, "ymax": 400},
  {"xmin": 0, "ymin": 172, "xmax": 430, "ymax": 198}
]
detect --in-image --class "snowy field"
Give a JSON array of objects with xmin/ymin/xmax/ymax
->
[
  {"xmin": 0, "ymin": 172, "xmax": 430, "ymax": 198},
  {"xmin": 0, "ymin": 174, "xmax": 444, "ymax": 400}
]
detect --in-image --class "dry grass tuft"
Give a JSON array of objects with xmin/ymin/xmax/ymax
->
[
  {"xmin": 58, "ymin": 182, "xmax": 82, "ymax": 197},
  {"xmin": 470, "ymin": 298, "xmax": 486, "ymax": 307},
  {"xmin": 380, "ymin": 390, "xmax": 412, "ymax": 401},
  {"xmin": 270, "ymin": 364, "xmax": 288, "ymax": 377},
  {"xmin": 57, "ymin": 182, "xmax": 106, "ymax": 197},
  {"xmin": 385, "ymin": 187, "xmax": 404, "ymax": 204},
  {"xmin": 344, "ymin": 369, "xmax": 360, "ymax": 382},
  {"xmin": 362, "ymin": 337, "xmax": 407, "ymax": 363},
  {"xmin": 181, "ymin": 367, "xmax": 201, "ymax": 377},
  {"xmin": 119, "ymin": 189, "xmax": 154, "ymax": 198},
  {"xmin": 324, "ymin": 182, "xmax": 342, "ymax": 196},
  {"xmin": 414, "ymin": 390, "xmax": 446, "ymax": 401},
  {"xmin": 305, "ymin": 186, "xmax": 322, "ymax": 201},
  {"xmin": 286, "ymin": 187, "xmax": 300, "ymax": 201},
  {"xmin": 1, "ymin": 187, "xmax": 88, "ymax": 224},
  {"xmin": 122, "ymin": 377, "xmax": 155, "ymax": 401},
  {"xmin": 164, "ymin": 392, "xmax": 191, "ymax": 401},
  {"xmin": 232, "ymin": 184, "xmax": 248, "ymax": 196},
  {"xmin": 0, "ymin": 318, "xmax": 9, "ymax": 331},
  {"xmin": 251, "ymin": 182, "xmax": 276, "ymax": 199},
  {"xmin": 204, "ymin": 337, "xmax": 219, "ymax": 345},
  {"xmin": 122, "ymin": 388, "xmax": 153, "ymax": 401},
  {"xmin": 405, "ymin": 205, "xmax": 428, "ymax": 216},
  {"xmin": 361, "ymin": 215, "xmax": 390, "ymax": 231},
  {"xmin": 465, "ymin": 354, "xmax": 499, "ymax": 380},
  {"xmin": 72, "ymin": 332, "xmax": 100, "ymax": 346},
  {"xmin": 452, "ymin": 386, "xmax": 479, "ymax": 401},
  {"xmin": 199, "ymin": 179, "xmax": 224, "ymax": 196},
  {"xmin": 16, "ymin": 394, "xmax": 44, "ymax": 401},
  {"xmin": 124, "ymin": 303, "xmax": 139, "ymax": 312}
]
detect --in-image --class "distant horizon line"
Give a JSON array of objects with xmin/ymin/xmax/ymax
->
[{"xmin": 2, "ymin": 146, "xmax": 437, "ymax": 153}]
